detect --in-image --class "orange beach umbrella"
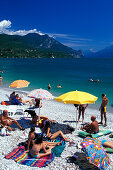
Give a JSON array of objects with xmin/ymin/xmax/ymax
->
[{"xmin": 9, "ymin": 80, "xmax": 30, "ymax": 88}]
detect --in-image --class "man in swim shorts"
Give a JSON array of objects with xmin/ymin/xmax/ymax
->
[
  {"xmin": 81, "ymin": 116, "xmax": 99, "ymax": 134},
  {"xmin": 99, "ymin": 94, "xmax": 108, "ymax": 127},
  {"xmin": 0, "ymin": 110, "xmax": 25, "ymax": 131}
]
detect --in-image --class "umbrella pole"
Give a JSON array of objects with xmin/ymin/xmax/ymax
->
[
  {"xmin": 38, "ymin": 101, "xmax": 41, "ymax": 125},
  {"xmin": 76, "ymin": 108, "xmax": 78, "ymax": 131}
]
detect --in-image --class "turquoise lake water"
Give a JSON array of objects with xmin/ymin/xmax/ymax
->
[{"xmin": 0, "ymin": 58, "xmax": 113, "ymax": 110}]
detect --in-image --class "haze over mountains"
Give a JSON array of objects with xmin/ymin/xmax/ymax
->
[
  {"xmin": 84, "ymin": 45, "xmax": 113, "ymax": 58},
  {"xmin": 0, "ymin": 33, "xmax": 83, "ymax": 58}
]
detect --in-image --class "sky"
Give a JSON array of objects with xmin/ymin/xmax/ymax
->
[{"xmin": 0, "ymin": 0, "xmax": 113, "ymax": 51}]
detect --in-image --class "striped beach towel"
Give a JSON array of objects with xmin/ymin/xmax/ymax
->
[{"xmin": 5, "ymin": 146, "xmax": 54, "ymax": 167}]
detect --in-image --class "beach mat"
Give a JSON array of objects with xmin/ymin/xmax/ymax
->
[
  {"xmin": 6, "ymin": 137, "xmax": 66, "ymax": 166},
  {"xmin": 78, "ymin": 129, "xmax": 112, "ymax": 138},
  {"xmin": 105, "ymin": 148, "xmax": 113, "ymax": 153},
  {"xmin": 5, "ymin": 146, "xmax": 54, "ymax": 167}
]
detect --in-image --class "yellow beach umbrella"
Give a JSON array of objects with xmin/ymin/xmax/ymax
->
[
  {"xmin": 55, "ymin": 91, "xmax": 98, "ymax": 129},
  {"xmin": 55, "ymin": 91, "xmax": 98, "ymax": 104},
  {"xmin": 9, "ymin": 80, "xmax": 30, "ymax": 88}
]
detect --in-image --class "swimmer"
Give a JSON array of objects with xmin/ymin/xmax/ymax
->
[
  {"xmin": 48, "ymin": 84, "xmax": 51, "ymax": 90},
  {"xmin": 57, "ymin": 84, "xmax": 62, "ymax": 88}
]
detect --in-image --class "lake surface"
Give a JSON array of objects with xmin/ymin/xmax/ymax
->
[{"xmin": 0, "ymin": 58, "xmax": 113, "ymax": 111}]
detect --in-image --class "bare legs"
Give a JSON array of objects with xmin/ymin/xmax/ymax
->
[
  {"xmin": 7, "ymin": 120, "xmax": 23, "ymax": 131},
  {"xmin": 22, "ymin": 100, "xmax": 33, "ymax": 106},
  {"xmin": 104, "ymin": 112, "xmax": 107, "ymax": 126},
  {"xmin": 100, "ymin": 111, "xmax": 107, "ymax": 126},
  {"xmin": 103, "ymin": 141, "xmax": 113, "ymax": 149},
  {"xmin": 43, "ymin": 141, "xmax": 61, "ymax": 147},
  {"xmin": 78, "ymin": 110, "xmax": 85, "ymax": 123},
  {"xmin": 50, "ymin": 130, "xmax": 70, "ymax": 141}
]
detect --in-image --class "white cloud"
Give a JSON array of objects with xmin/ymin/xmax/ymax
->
[
  {"xmin": 0, "ymin": 20, "xmax": 11, "ymax": 30},
  {"xmin": 0, "ymin": 20, "xmax": 45, "ymax": 36},
  {"xmin": 64, "ymin": 43, "xmax": 88, "ymax": 47},
  {"xmin": 5, "ymin": 29, "xmax": 38, "ymax": 36},
  {"xmin": 47, "ymin": 32, "xmax": 92, "ymax": 41}
]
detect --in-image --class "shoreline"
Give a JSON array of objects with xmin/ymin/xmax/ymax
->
[{"xmin": 0, "ymin": 86, "xmax": 112, "ymax": 113}]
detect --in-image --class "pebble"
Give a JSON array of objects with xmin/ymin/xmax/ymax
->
[{"xmin": 0, "ymin": 88, "xmax": 113, "ymax": 169}]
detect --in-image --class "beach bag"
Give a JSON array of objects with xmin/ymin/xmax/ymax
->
[{"xmin": 0, "ymin": 127, "xmax": 7, "ymax": 136}]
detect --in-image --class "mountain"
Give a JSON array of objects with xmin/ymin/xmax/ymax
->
[
  {"xmin": 83, "ymin": 50, "xmax": 95, "ymax": 57},
  {"xmin": 84, "ymin": 45, "xmax": 113, "ymax": 58},
  {"xmin": 0, "ymin": 33, "xmax": 83, "ymax": 58},
  {"xmin": 93, "ymin": 45, "xmax": 113, "ymax": 58}
]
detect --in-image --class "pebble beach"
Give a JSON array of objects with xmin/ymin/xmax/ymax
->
[{"xmin": 0, "ymin": 88, "xmax": 113, "ymax": 170}]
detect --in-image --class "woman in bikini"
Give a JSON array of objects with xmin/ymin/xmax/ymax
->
[
  {"xmin": 26, "ymin": 127, "xmax": 61, "ymax": 153},
  {"xmin": 43, "ymin": 120, "xmax": 70, "ymax": 141},
  {"xmin": 29, "ymin": 134, "xmax": 52, "ymax": 158}
]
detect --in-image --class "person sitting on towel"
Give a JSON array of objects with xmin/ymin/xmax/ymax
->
[
  {"xmin": 26, "ymin": 127, "xmax": 61, "ymax": 153},
  {"xmin": 0, "ymin": 110, "xmax": 25, "ymax": 131},
  {"xmin": 29, "ymin": 134, "xmax": 53, "ymax": 158},
  {"xmin": 42, "ymin": 120, "xmax": 70, "ymax": 141},
  {"xmin": 15, "ymin": 94, "xmax": 33, "ymax": 106},
  {"xmin": 80, "ymin": 116, "xmax": 99, "ymax": 134},
  {"xmin": 26, "ymin": 110, "xmax": 56, "ymax": 127}
]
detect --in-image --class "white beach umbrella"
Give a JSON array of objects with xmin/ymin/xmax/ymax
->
[{"xmin": 27, "ymin": 89, "xmax": 54, "ymax": 121}]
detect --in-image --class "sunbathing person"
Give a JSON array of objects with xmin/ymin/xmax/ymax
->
[
  {"xmin": 43, "ymin": 120, "xmax": 70, "ymax": 141},
  {"xmin": 11, "ymin": 94, "xmax": 22, "ymax": 105},
  {"xmin": 16, "ymin": 94, "xmax": 33, "ymax": 106},
  {"xmin": 29, "ymin": 134, "xmax": 53, "ymax": 158},
  {"xmin": 100, "ymin": 140, "xmax": 113, "ymax": 149},
  {"xmin": 25, "ymin": 110, "xmax": 56, "ymax": 127},
  {"xmin": 80, "ymin": 116, "xmax": 99, "ymax": 134},
  {"xmin": 0, "ymin": 110, "xmax": 25, "ymax": 131},
  {"xmin": 86, "ymin": 137, "xmax": 113, "ymax": 149},
  {"xmin": 26, "ymin": 127, "xmax": 61, "ymax": 153},
  {"xmin": 31, "ymin": 114, "xmax": 49, "ymax": 126}
]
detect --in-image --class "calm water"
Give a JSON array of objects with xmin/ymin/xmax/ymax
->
[{"xmin": 0, "ymin": 58, "xmax": 113, "ymax": 110}]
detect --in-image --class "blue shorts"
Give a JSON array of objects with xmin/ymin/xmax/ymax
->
[
  {"xmin": 101, "ymin": 107, "xmax": 106, "ymax": 112},
  {"xmin": 101, "ymin": 140, "xmax": 107, "ymax": 146}
]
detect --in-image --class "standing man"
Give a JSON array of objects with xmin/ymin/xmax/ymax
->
[{"xmin": 99, "ymin": 94, "xmax": 108, "ymax": 127}]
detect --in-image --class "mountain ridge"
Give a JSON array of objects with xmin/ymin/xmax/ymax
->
[
  {"xmin": 84, "ymin": 45, "xmax": 113, "ymax": 58},
  {"xmin": 0, "ymin": 33, "xmax": 83, "ymax": 58}
]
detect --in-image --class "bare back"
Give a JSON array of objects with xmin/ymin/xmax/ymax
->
[{"xmin": 90, "ymin": 120, "xmax": 99, "ymax": 133}]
